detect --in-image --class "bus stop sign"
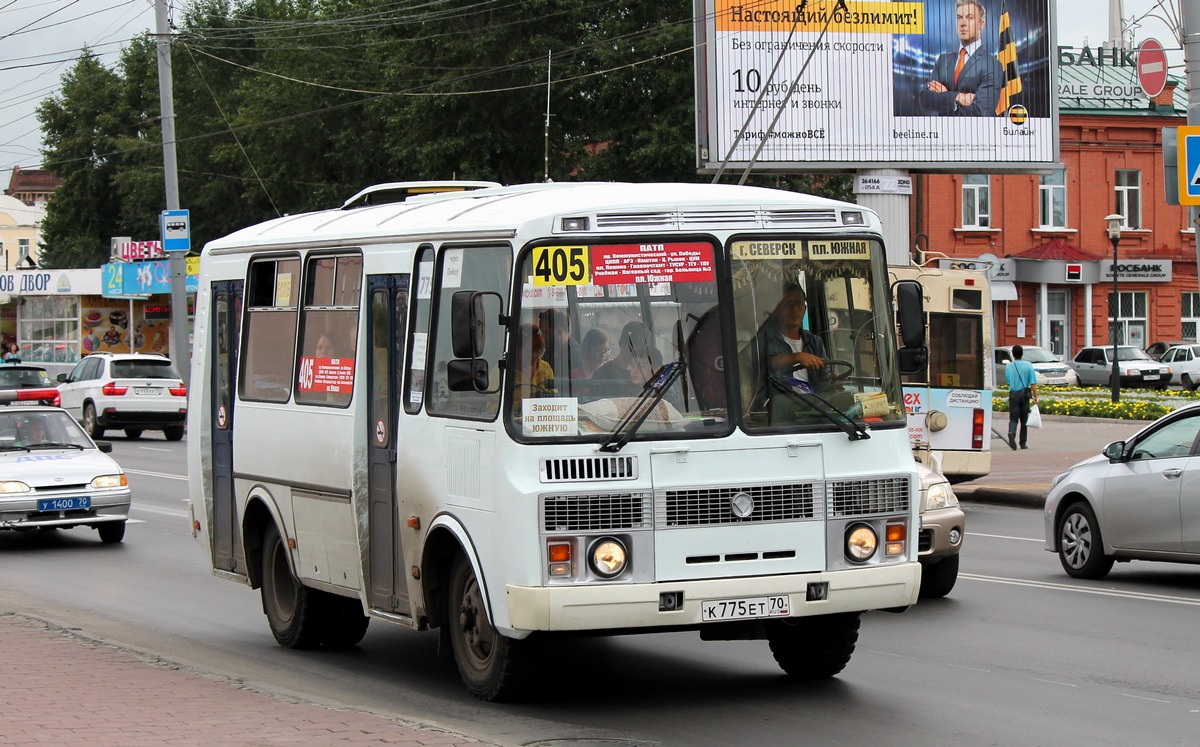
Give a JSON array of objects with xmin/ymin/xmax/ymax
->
[{"xmin": 161, "ymin": 209, "xmax": 191, "ymax": 253}]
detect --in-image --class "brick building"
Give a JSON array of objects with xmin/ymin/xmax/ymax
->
[{"xmin": 910, "ymin": 46, "xmax": 1198, "ymax": 360}]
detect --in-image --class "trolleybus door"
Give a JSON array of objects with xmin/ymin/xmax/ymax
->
[
  {"xmin": 210, "ymin": 280, "xmax": 242, "ymax": 573},
  {"xmin": 366, "ymin": 274, "xmax": 409, "ymax": 614}
]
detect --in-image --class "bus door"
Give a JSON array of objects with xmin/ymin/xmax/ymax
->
[
  {"xmin": 210, "ymin": 280, "xmax": 242, "ymax": 573},
  {"xmin": 366, "ymin": 274, "xmax": 409, "ymax": 614}
]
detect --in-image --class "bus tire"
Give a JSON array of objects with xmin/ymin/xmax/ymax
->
[
  {"xmin": 261, "ymin": 524, "xmax": 324, "ymax": 650},
  {"xmin": 320, "ymin": 595, "xmax": 370, "ymax": 649},
  {"xmin": 448, "ymin": 554, "xmax": 529, "ymax": 701},
  {"xmin": 918, "ymin": 554, "xmax": 959, "ymax": 599},
  {"xmin": 767, "ymin": 612, "xmax": 860, "ymax": 680}
]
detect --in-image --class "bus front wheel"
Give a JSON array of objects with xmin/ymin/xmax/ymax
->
[
  {"xmin": 767, "ymin": 612, "xmax": 860, "ymax": 679},
  {"xmin": 261, "ymin": 524, "xmax": 324, "ymax": 649},
  {"xmin": 448, "ymin": 554, "xmax": 530, "ymax": 701}
]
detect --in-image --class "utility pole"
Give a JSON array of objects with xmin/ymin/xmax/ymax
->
[
  {"xmin": 1186, "ymin": 0, "xmax": 1200, "ymax": 284},
  {"xmin": 155, "ymin": 0, "xmax": 190, "ymax": 386}
]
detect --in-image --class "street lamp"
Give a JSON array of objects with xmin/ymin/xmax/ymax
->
[{"xmin": 1104, "ymin": 214, "xmax": 1123, "ymax": 404}]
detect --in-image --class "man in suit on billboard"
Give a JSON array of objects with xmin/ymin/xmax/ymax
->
[{"xmin": 916, "ymin": 0, "xmax": 1003, "ymax": 116}]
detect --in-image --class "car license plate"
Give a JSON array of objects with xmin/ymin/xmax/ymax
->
[
  {"xmin": 37, "ymin": 497, "xmax": 91, "ymax": 512},
  {"xmin": 1143, "ymin": 374, "xmax": 1159, "ymax": 381},
  {"xmin": 1048, "ymin": 378, "xmax": 1067, "ymax": 385},
  {"xmin": 700, "ymin": 595, "xmax": 790, "ymax": 622},
  {"xmin": 134, "ymin": 387, "xmax": 159, "ymax": 395}
]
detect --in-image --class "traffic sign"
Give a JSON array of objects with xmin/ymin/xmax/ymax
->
[
  {"xmin": 1137, "ymin": 38, "xmax": 1168, "ymax": 98},
  {"xmin": 1176, "ymin": 126, "xmax": 1200, "ymax": 206},
  {"xmin": 160, "ymin": 209, "xmax": 191, "ymax": 253}
]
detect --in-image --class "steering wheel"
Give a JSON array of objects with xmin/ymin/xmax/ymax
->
[{"xmin": 793, "ymin": 358, "xmax": 854, "ymax": 380}]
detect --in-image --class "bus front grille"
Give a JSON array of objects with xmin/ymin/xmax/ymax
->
[
  {"xmin": 657, "ymin": 483, "xmax": 820, "ymax": 527},
  {"xmin": 540, "ymin": 455, "xmax": 638, "ymax": 483},
  {"xmin": 541, "ymin": 492, "xmax": 653, "ymax": 532},
  {"xmin": 827, "ymin": 476, "xmax": 910, "ymax": 517}
]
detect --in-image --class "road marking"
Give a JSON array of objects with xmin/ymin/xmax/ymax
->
[
  {"xmin": 963, "ymin": 573, "xmax": 1200, "ymax": 606},
  {"xmin": 968, "ymin": 531, "xmax": 1042, "ymax": 543},
  {"xmin": 138, "ymin": 447, "xmax": 172, "ymax": 452},
  {"xmin": 130, "ymin": 505, "xmax": 189, "ymax": 519},
  {"xmin": 1122, "ymin": 693, "xmax": 1170, "ymax": 704},
  {"xmin": 1031, "ymin": 678, "xmax": 1075, "ymax": 687},
  {"xmin": 125, "ymin": 468, "xmax": 187, "ymax": 481},
  {"xmin": 947, "ymin": 663, "xmax": 990, "ymax": 673}
]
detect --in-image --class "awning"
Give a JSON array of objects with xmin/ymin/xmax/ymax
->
[{"xmin": 990, "ymin": 281, "xmax": 1017, "ymax": 301}]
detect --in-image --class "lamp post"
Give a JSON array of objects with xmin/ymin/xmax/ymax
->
[{"xmin": 1104, "ymin": 214, "xmax": 1123, "ymax": 404}]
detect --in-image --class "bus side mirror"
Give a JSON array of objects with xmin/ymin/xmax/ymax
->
[
  {"xmin": 894, "ymin": 279, "xmax": 925, "ymax": 349},
  {"xmin": 447, "ymin": 359, "xmax": 489, "ymax": 392},
  {"xmin": 451, "ymin": 291, "xmax": 485, "ymax": 358}
]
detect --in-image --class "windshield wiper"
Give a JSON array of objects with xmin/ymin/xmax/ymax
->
[
  {"xmin": 766, "ymin": 374, "xmax": 870, "ymax": 441},
  {"xmin": 23, "ymin": 442, "xmax": 86, "ymax": 450},
  {"xmin": 598, "ymin": 361, "xmax": 686, "ymax": 453}
]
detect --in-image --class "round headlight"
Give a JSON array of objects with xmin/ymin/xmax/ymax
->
[
  {"xmin": 589, "ymin": 537, "xmax": 628, "ymax": 579},
  {"xmin": 845, "ymin": 524, "xmax": 878, "ymax": 562}
]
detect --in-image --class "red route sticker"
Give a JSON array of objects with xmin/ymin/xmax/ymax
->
[{"xmin": 589, "ymin": 242, "xmax": 715, "ymax": 285}]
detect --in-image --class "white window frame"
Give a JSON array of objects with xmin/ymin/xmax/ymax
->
[
  {"xmin": 1107, "ymin": 290, "xmax": 1147, "ymax": 346},
  {"xmin": 1183, "ymin": 291, "xmax": 1200, "ymax": 342},
  {"xmin": 1115, "ymin": 170, "xmax": 1141, "ymax": 229},
  {"xmin": 18, "ymin": 296, "xmax": 80, "ymax": 364},
  {"xmin": 1039, "ymin": 171, "xmax": 1067, "ymax": 228},
  {"xmin": 962, "ymin": 174, "xmax": 990, "ymax": 228}
]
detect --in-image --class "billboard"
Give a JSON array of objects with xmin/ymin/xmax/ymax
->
[{"xmin": 696, "ymin": 0, "xmax": 1056, "ymax": 172}]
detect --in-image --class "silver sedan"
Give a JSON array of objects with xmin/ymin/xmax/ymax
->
[{"xmin": 1044, "ymin": 402, "xmax": 1200, "ymax": 578}]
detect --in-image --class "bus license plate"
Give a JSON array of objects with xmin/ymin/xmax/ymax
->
[
  {"xmin": 37, "ymin": 497, "xmax": 91, "ymax": 512},
  {"xmin": 700, "ymin": 595, "xmax": 790, "ymax": 622}
]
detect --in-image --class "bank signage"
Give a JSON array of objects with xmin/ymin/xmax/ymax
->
[{"xmin": 1100, "ymin": 259, "xmax": 1172, "ymax": 282}]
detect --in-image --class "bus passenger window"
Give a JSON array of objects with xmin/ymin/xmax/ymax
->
[
  {"xmin": 240, "ymin": 257, "xmax": 300, "ymax": 403},
  {"xmin": 295, "ymin": 253, "xmax": 361, "ymax": 407}
]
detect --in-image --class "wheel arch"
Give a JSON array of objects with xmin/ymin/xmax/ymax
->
[
  {"xmin": 421, "ymin": 514, "xmax": 488, "ymax": 631},
  {"xmin": 242, "ymin": 488, "xmax": 289, "ymax": 591},
  {"xmin": 1051, "ymin": 492, "xmax": 1097, "ymax": 552}
]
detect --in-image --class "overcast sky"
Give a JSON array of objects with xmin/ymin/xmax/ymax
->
[{"xmin": 0, "ymin": 0, "xmax": 1186, "ymax": 194}]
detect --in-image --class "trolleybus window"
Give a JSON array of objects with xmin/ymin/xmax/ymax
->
[
  {"xmin": 295, "ymin": 253, "xmax": 362, "ymax": 407},
  {"xmin": 240, "ymin": 256, "xmax": 300, "ymax": 402}
]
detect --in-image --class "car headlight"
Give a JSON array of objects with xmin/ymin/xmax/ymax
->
[
  {"xmin": 588, "ymin": 537, "xmax": 628, "ymax": 579},
  {"xmin": 0, "ymin": 480, "xmax": 31, "ymax": 494},
  {"xmin": 1050, "ymin": 471, "xmax": 1069, "ymax": 489},
  {"xmin": 923, "ymin": 481, "xmax": 958, "ymax": 511},
  {"xmin": 845, "ymin": 524, "xmax": 878, "ymax": 562},
  {"xmin": 89, "ymin": 474, "xmax": 128, "ymax": 489}
]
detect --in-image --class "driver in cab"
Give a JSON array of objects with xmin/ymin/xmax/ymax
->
[{"xmin": 756, "ymin": 282, "xmax": 827, "ymax": 386}]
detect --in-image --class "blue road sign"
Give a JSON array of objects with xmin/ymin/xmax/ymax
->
[
  {"xmin": 1177, "ymin": 127, "xmax": 1200, "ymax": 206},
  {"xmin": 160, "ymin": 209, "xmax": 191, "ymax": 252}
]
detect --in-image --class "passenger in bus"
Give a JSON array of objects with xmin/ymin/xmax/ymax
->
[
  {"xmin": 314, "ymin": 334, "xmax": 337, "ymax": 359},
  {"xmin": 512, "ymin": 323, "xmax": 557, "ymax": 410},
  {"xmin": 571, "ymin": 328, "xmax": 612, "ymax": 379},
  {"xmin": 592, "ymin": 322, "xmax": 663, "ymax": 397},
  {"xmin": 538, "ymin": 309, "xmax": 580, "ymax": 382}
]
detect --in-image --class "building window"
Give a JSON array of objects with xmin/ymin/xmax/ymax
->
[
  {"xmin": 17, "ymin": 239, "xmax": 30, "ymax": 264},
  {"xmin": 962, "ymin": 175, "xmax": 990, "ymax": 228},
  {"xmin": 18, "ymin": 296, "xmax": 80, "ymax": 364},
  {"xmin": 1108, "ymin": 290, "xmax": 1147, "ymax": 347},
  {"xmin": 1039, "ymin": 171, "xmax": 1066, "ymax": 228},
  {"xmin": 1114, "ymin": 170, "xmax": 1140, "ymax": 229},
  {"xmin": 1183, "ymin": 292, "xmax": 1200, "ymax": 342}
]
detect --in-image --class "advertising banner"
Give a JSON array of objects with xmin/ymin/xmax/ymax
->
[{"xmin": 696, "ymin": 0, "xmax": 1056, "ymax": 171}]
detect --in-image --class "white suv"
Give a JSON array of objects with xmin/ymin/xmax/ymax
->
[{"xmin": 57, "ymin": 353, "xmax": 187, "ymax": 440}]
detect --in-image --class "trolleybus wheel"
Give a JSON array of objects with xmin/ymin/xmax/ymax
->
[
  {"xmin": 767, "ymin": 612, "xmax": 860, "ymax": 679},
  {"xmin": 448, "ymin": 554, "xmax": 530, "ymax": 701},
  {"xmin": 261, "ymin": 524, "xmax": 324, "ymax": 649}
]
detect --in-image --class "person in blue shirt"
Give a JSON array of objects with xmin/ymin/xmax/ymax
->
[{"xmin": 1004, "ymin": 344, "xmax": 1039, "ymax": 450}]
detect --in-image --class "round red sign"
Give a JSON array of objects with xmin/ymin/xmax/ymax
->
[{"xmin": 1137, "ymin": 38, "xmax": 1168, "ymax": 99}]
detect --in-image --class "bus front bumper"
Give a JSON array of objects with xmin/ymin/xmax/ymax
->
[{"xmin": 504, "ymin": 563, "xmax": 920, "ymax": 632}]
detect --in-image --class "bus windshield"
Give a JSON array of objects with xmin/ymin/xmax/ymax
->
[{"xmin": 508, "ymin": 236, "xmax": 905, "ymax": 441}]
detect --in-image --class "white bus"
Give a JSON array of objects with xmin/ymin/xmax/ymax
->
[
  {"xmin": 187, "ymin": 182, "xmax": 929, "ymax": 700},
  {"xmin": 890, "ymin": 265, "xmax": 992, "ymax": 483}
]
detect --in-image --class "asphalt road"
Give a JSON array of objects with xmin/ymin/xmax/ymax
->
[{"xmin": 2, "ymin": 432, "xmax": 1198, "ymax": 746}]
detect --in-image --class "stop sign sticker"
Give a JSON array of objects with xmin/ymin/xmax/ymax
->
[{"xmin": 1137, "ymin": 38, "xmax": 1168, "ymax": 98}]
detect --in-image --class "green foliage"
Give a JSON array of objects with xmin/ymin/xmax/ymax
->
[{"xmin": 993, "ymin": 385, "xmax": 1198, "ymax": 420}]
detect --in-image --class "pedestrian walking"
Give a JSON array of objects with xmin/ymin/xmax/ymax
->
[{"xmin": 1005, "ymin": 344, "xmax": 1038, "ymax": 450}]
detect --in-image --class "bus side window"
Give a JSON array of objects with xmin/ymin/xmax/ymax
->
[
  {"xmin": 239, "ymin": 256, "xmax": 300, "ymax": 403},
  {"xmin": 426, "ymin": 245, "xmax": 512, "ymax": 420},
  {"xmin": 295, "ymin": 254, "xmax": 361, "ymax": 407}
]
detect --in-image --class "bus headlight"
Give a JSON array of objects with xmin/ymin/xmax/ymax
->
[
  {"xmin": 589, "ymin": 537, "xmax": 628, "ymax": 579},
  {"xmin": 845, "ymin": 524, "xmax": 877, "ymax": 562}
]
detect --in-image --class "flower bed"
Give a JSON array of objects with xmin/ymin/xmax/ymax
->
[{"xmin": 993, "ymin": 385, "xmax": 1199, "ymax": 421}]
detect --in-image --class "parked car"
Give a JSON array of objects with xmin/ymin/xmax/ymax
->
[
  {"xmin": 993, "ymin": 345, "xmax": 1079, "ymax": 387},
  {"xmin": 916, "ymin": 462, "xmax": 964, "ymax": 598},
  {"xmin": 1160, "ymin": 344, "xmax": 1200, "ymax": 390},
  {"xmin": 1044, "ymin": 402, "xmax": 1200, "ymax": 579},
  {"xmin": 0, "ymin": 364, "xmax": 60, "ymax": 406},
  {"xmin": 0, "ymin": 406, "xmax": 131, "ymax": 543},
  {"xmin": 56, "ymin": 352, "xmax": 187, "ymax": 440},
  {"xmin": 1068, "ymin": 345, "xmax": 1171, "ymax": 389},
  {"xmin": 1145, "ymin": 340, "xmax": 1187, "ymax": 361}
]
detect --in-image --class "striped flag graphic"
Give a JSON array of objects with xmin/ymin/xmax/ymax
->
[{"xmin": 995, "ymin": 0, "xmax": 1022, "ymax": 115}]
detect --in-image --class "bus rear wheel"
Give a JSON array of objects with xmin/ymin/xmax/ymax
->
[
  {"xmin": 261, "ymin": 525, "xmax": 325, "ymax": 649},
  {"xmin": 767, "ymin": 612, "xmax": 861, "ymax": 679},
  {"xmin": 448, "ymin": 554, "xmax": 530, "ymax": 701}
]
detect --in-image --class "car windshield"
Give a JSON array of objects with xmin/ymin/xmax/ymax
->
[
  {"xmin": 1021, "ymin": 347, "xmax": 1060, "ymax": 363},
  {"xmin": 1117, "ymin": 347, "xmax": 1153, "ymax": 361},
  {"xmin": 111, "ymin": 360, "xmax": 180, "ymax": 379},
  {"xmin": 0, "ymin": 410, "xmax": 94, "ymax": 450},
  {"xmin": 0, "ymin": 368, "xmax": 52, "ymax": 388}
]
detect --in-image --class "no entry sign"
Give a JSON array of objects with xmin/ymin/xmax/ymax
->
[{"xmin": 1137, "ymin": 38, "xmax": 1168, "ymax": 99}]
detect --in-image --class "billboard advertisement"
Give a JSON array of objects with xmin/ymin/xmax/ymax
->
[{"xmin": 696, "ymin": 0, "xmax": 1056, "ymax": 172}]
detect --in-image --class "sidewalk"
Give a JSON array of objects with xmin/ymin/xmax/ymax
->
[
  {"xmin": 953, "ymin": 414, "xmax": 1152, "ymax": 507},
  {"xmin": 0, "ymin": 613, "xmax": 496, "ymax": 747}
]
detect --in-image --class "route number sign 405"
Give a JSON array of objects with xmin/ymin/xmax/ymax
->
[{"xmin": 532, "ymin": 246, "xmax": 590, "ymax": 286}]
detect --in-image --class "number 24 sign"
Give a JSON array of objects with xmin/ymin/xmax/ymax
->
[{"xmin": 532, "ymin": 246, "xmax": 590, "ymax": 286}]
